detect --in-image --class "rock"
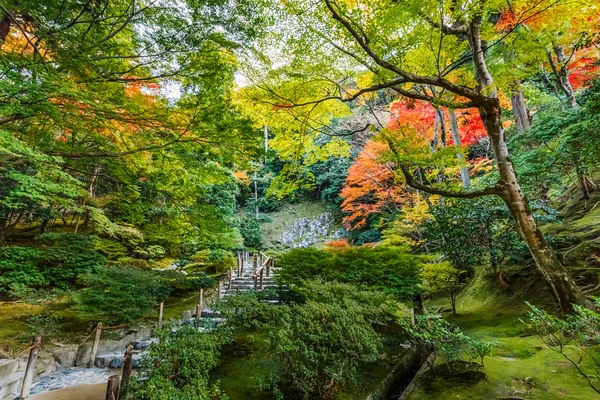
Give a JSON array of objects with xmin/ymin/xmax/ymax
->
[
  {"xmin": 115, "ymin": 334, "xmax": 136, "ymax": 350},
  {"xmin": 94, "ymin": 353, "xmax": 122, "ymax": 368},
  {"xmin": 107, "ymin": 353, "xmax": 143, "ymax": 368},
  {"xmin": 35, "ymin": 354, "xmax": 57, "ymax": 376},
  {"xmin": 134, "ymin": 327, "xmax": 154, "ymax": 340},
  {"xmin": 75, "ymin": 340, "xmax": 121, "ymax": 366},
  {"xmin": 182, "ymin": 310, "xmax": 193, "ymax": 320},
  {"xmin": 133, "ymin": 339, "xmax": 156, "ymax": 351},
  {"xmin": 53, "ymin": 345, "xmax": 79, "ymax": 368}
]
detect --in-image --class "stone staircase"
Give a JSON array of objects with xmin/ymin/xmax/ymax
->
[{"xmin": 221, "ymin": 254, "xmax": 278, "ymax": 297}]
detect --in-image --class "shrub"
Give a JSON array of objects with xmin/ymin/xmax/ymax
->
[
  {"xmin": 421, "ymin": 261, "xmax": 470, "ymax": 314},
  {"xmin": 239, "ymin": 217, "xmax": 263, "ymax": 249},
  {"xmin": 400, "ymin": 315, "xmax": 492, "ymax": 373},
  {"xmin": 185, "ymin": 249, "xmax": 235, "ymax": 275},
  {"xmin": 93, "ymin": 237, "xmax": 129, "ymax": 260},
  {"xmin": 527, "ymin": 301, "xmax": 600, "ymax": 394},
  {"xmin": 73, "ymin": 267, "xmax": 172, "ymax": 325},
  {"xmin": 115, "ymin": 257, "xmax": 152, "ymax": 270},
  {"xmin": 276, "ymin": 246, "xmax": 422, "ymax": 299},
  {"xmin": 217, "ymin": 281, "xmax": 390, "ymax": 399},
  {"xmin": 36, "ymin": 233, "xmax": 105, "ymax": 286},
  {"xmin": 0, "ymin": 234, "xmax": 105, "ymax": 297},
  {"xmin": 133, "ymin": 245, "xmax": 166, "ymax": 260},
  {"xmin": 0, "ymin": 247, "xmax": 47, "ymax": 298},
  {"xmin": 133, "ymin": 326, "xmax": 230, "ymax": 400},
  {"xmin": 272, "ymin": 301, "xmax": 382, "ymax": 398}
]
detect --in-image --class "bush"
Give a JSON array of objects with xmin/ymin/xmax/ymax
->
[
  {"xmin": 185, "ymin": 249, "xmax": 235, "ymax": 275},
  {"xmin": 528, "ymin": 301, "xmax": 600, "ymax": 394},
  {"xmin": 133, "ymin": 326, "xmax": 230, "ymax": 400},
  {"xmin": 73, "ymin": 266, "xmax": 172, "ymax": 325},
  {"xmin": 115, "ymin": 257, "xmax": 152, "ymax": 269},
  {"xmin": 0, "ymin": 247, "xmax": 47, "ymax": 298},
  {"xmin": 276, "ymin": 246, "xmax": 422, "ymax": 299},
  {"xmin": 93, "ymin": 237, "xmax": 129, "ymax": 260},
  {"xmin": 400, "ymin": 315, "xmax": 494, "ymax": 373},
  {"xmin": 36, "ymin": 233, "xmax": 105, "ymax": 286},
  {"xmin": 217, "ymin": 281, "xmax": 391, "ymax": 399},
  {"xmin": 133, "ymin": 245, "xmax": 166, "ymax": 260},
  {"xmin": 239, "ymin": 217, "xmax": 263, "ymax": 249},
  {"xmin": 0, "ymin": 234, "xmax": 105, "ymax": 297},
  {"xmin": 274, "ymin": 301, "xmax": 382, "ymax": 398}
]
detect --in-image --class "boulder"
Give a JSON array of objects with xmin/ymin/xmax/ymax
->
[
  {"xmin": 52, "ymin": 345, "xmax": 79, "ymax": 368},
  {"xmin": 75, "ymin": 340, "xmax": 121, "ymax": 366}
]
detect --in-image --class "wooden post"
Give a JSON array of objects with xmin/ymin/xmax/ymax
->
[
  {"xmin": 217, "ymin": 281, "xmax": 222, "ymax": 300},
  {"xmin": 105, "ymin": 375, "xmax": 120, "ymax": 400},
  {"xmin": 158, "ymin": 302, "xmax": 164, "ymax": 328},
  {"xmin": 89, "ymin": 322, "xmax": 102, "ymax": 368},
  {"xmin": 18, "ymin": 336, "xmax": 41, "ymax": 399},
  {"xmin": 119, "ymin": 345, "xmax": 134, "ymax": 400},
  {"xmin": 260, "ymin": 268, "xmax": 264, "ymax": 290},
  {"xmin": 195, "ymin": 288, "xmax": 203, "ymax": 326},
  {"xmin": 229, "ymin": 268, "xmax": 233, "ymax": 289},
  {"xmin": 266, "ymin": 259, "xmax": 271, "ymax": 278}
]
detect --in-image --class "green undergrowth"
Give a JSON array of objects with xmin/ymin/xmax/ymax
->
[
  {"xmin": 214, "ymin": 326, "xmax": 409, "ymax": 399},
  {"xmin": 407, "ymin": 268, "xmax": 599, "ymax": 399}
]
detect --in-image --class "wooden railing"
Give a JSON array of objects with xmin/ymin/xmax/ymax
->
[{"xmin": 253, "ymin": 252, "xmax": 272, "ymax": 290}]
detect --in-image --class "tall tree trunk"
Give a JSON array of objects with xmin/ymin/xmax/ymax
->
[
  {"xmin": 546, "ymin": 45, "xmax": 577, "ymax": 108},
  {"xmin": 254, "ymin": 172, "xmax": 259, "ymax": 219},
  {"xmin": 264, "ymin": 125, "xmax": 269, "ymax": 152},
  {"xmin": 510, "ymin": 83, "xmax": 531, "ymax": 131},
  {"xmin": 480, "ymin": 104, "xmax": 584, "ymax": 310},
  {"xmin": 40, "ymin": 218, "xmax": 50, "ymax": 234},
  {"xmin": 448, "ymin": 108, "xmax": 471, "ymax": 187}
]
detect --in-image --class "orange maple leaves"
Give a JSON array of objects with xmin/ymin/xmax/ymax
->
[{"xmin": 340, "ymin": 140, "xmax": 405, "ymax": 229}]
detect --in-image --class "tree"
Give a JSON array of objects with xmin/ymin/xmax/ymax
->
[
  {"xmin": 528, "ymin": 300, "xmax": 600, "ymax": 395},
  {"xmin": 254, "ymin": 0, "xmax": 587, "ymax": 310},
  {"xmin": 340, "ymin": 140, "xmax": 406, "ymax": 229},
  {"xmin": 421, "ymin": 261, "xmax": 469, "ymax": 315}
]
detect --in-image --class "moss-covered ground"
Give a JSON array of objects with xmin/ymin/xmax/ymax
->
[{"xmin": 407, "ymin": 269, "xmax": 599, "ymax": 399}]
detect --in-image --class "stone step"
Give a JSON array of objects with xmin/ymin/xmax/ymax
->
[
  {"xmin": 227, "ymin": 284, "xmax": 277, "ymax": 291},
  {"xmin": 0, "ymin": 372, "xmax": 24, "ymax": 399}
]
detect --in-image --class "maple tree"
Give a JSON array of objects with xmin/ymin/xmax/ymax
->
[{"xmin": 340, "ymin": 140, "xmax": 406, "ymax": 229}]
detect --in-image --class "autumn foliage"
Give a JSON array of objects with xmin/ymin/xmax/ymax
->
[{"xmin": 340, "ymin": 140, "xmax": 406, "ymax": 229}]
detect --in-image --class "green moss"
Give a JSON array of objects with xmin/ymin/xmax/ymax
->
[{"xmin": 408, "ymin": 268, "xmax": 599, "ymax": 399}]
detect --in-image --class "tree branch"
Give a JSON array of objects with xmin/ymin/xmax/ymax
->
[
  {"xmin": 0, "ymin": 114, "xmax": 26, "ymax": 125},
  {"xmin": 322, "ymin": 0, "xmax": 489, "ymax": 105},
  {"xmin": 401, "ymin": 166, "xmax": 502, "ymax": 199}
]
